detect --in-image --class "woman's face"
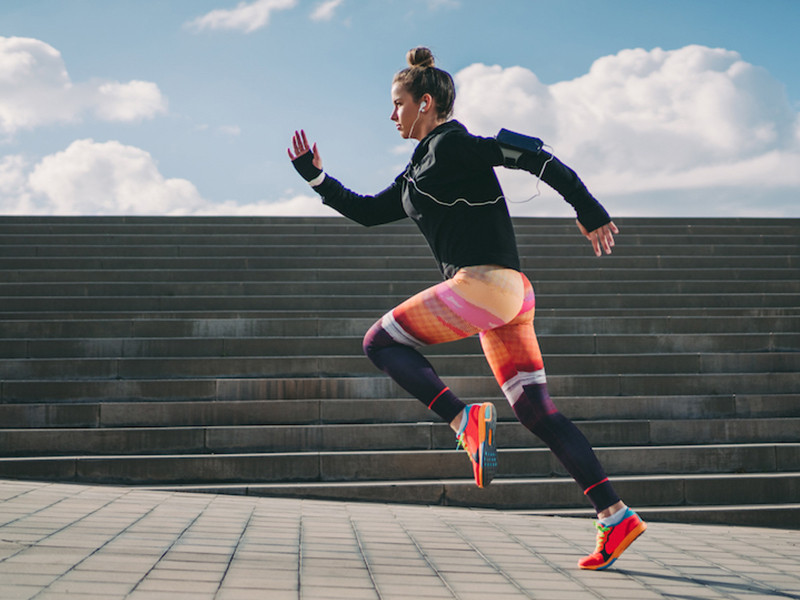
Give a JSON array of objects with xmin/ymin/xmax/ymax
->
[{"xmin": 390, "ymin": 82, "xmax": 424, "ymax": 140}]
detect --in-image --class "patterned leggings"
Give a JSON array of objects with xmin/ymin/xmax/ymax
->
[{"xmin": 362, "ymin": 265, "xmax": 620, "ymax": 512}]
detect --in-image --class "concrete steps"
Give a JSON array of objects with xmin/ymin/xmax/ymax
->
[
  {"xmin": 1, "ymin": 353, "xmax": 799, "ymax": 380},
  {"xmin": 3, "ymin": 393, "xmax": 799, "ymax": 428},
  {"xmin": 2, "ymin": 421, "xmax": 799, "ymax": 456},
  {"xmin": 1, "ymin": 215, "xmax": 798, "ymax": 527},
  {"xmin": 3, "ymin": 333, "xmax": 798, "ymax": 359}
]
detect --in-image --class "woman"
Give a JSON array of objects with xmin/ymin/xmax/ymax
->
[{"xmin": 288, "ymin": 47, "xmax": 645, "ymax": 571}]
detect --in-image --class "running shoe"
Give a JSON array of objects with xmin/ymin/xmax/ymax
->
[
  {"xmin": 578, "ymin": 508, "xmax": 647, "ymax": 570},
  {"xmin": 455, "ymin": 402, "xmax": 497, "ymax": 488}
]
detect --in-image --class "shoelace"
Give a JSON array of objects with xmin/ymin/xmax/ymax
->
[
  {"xmin": 455, "ymin": 432, "xmax": 477, "ymax": 461},
  {"xmin": 593, "ymin": 522, "xmax": 611, "ymax": 553}
]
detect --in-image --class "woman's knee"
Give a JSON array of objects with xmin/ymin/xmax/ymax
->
[{"xmin": 362, "ymin": 320, "xmax": 393, "ymax": 361}]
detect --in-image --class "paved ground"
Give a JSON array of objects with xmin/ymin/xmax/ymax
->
[{"xmin": 1, "ymin": 479, "xmax": 798, "ymax": 600}]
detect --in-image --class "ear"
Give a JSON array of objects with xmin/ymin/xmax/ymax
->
[{"xmin": 419, "ymin": 93, "xmax": 433, "ymax": 113}]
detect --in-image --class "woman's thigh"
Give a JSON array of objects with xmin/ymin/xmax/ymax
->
[{"xmin": 478, "ymin": 274, "xmax": 546, "ymax": 401}]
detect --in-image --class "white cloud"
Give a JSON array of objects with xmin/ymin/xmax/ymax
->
[
  {"xmin": 0, "ymin": 154, "xmax": 32, "ymax": 208},
  {"xmin": 186, "ymin": 0, "xmax": 298, "ymax": 33},
  {"xmin": 22, "ymin": 139, "xmax": 206, "ymax": 215},
  {"xmin": 310, "ymin": 0, "xmax": 343, "ymax": 21},
  {"xmin": 0, "ymin": 37, "xmax": 167, "ymax": 137},
  {"xmin": 195, "ymin": 193, "xmax": 339, "ymax": 216},
  {"xmin": 454, "ymin": 45, "xmax": 800, "ymax": 216},
  {"xmin": 0, "ymin": 139, "xmax": 337, "ymax": 217},
  {"xmin": 1, "ymin": 139, "xmax": 211, "ymax": 215},
  {"xmin": 93, "ymin": 81, "xmax": 166, "ymax": 122},
  {"xmin": 455, "ymin": 64, "xmax": 557, "ymax": 140}
]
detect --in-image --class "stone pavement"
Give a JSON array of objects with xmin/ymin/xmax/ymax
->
[{"xmin": 0, "ymin": 479, "xmax": 798, "ymax": 600}]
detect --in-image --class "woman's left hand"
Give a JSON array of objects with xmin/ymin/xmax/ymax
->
[{"xmin": 577, "ymin": 220, "xmax": 619, "ymax": 256}]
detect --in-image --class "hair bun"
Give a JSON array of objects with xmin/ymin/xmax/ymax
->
[{"xmin": 406, "ymin": 47, "xmax": 435, "ymax": 69}]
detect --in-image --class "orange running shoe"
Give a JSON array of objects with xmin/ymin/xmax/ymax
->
[
  {"xmin": 578, "ymin": 508, "xmax": 647, "ymax": 570},
  {"xmin": 455, "ymin": 402, "xmax": 497, "ymax": 488}
]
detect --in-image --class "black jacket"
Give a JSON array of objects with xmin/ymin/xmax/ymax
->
[
  {"xmin": 312, "ymin": 120, "xmax": 608, "ymax": 279},
  {"xmin": 314, "ymin": 120, "xmax": 519, "ymax": 279}
]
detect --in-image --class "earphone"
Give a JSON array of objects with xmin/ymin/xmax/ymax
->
[{"xmin": 408, "ymin": 100, "xmax": 428, "ymax": 138}]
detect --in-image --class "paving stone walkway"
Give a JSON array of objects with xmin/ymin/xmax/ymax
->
[{"xmin": 1, "ymin": 479, "xmax": 798, "ymax": 600}]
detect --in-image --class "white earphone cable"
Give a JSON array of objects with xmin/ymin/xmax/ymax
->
[
  {"xmin": 404, "ymin": 143, "xmax": 556, "ymax": 207},
  {"xmin": 506, "ymin": 144, "xmax": 555, "ymax": 204}
]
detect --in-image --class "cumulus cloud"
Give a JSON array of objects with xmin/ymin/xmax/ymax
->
[
  {"xmin": 186, "ymin": 0, "xmax": 298, "ymax": 33},
  {"xmin": 93, "ymin": 81, "xmax": 166, "ymax": 122},
  {"xmin": 195, "ymin": 193, "xmax": 339, "ymax": 217},
  {"xmin": 3, "ymin": 139, "xmax": 205, "ymax": 215},
  {"xmin": 310, "ymin": 0, "xmax": 343, "ymax": 21},
  {"xmin": 0, "ymin": 37, "xmax": 167, "ymax": 137},
  {"xmin": 454, "ymin": 45, "xmax": 800, "ymax": 215},
  {"xmin": 0, "ymin": 139, "xmax": 335, "ymax": 217},
  {"xmin": 0, "ymin": 154, "xmax": 31, "ymax": 206}
]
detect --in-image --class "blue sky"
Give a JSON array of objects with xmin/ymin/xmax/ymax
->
[{"xmin": 1, "ymin": 0, "xmax": 798, "ymax": 217}]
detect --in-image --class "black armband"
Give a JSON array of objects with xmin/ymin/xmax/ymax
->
[
  {"xmin": 496, "ymin": 128, "xmax": 544, "ymax": 169},
  {"xmin": 291, "ymin": 151, "xmax": 322, "ymax": 183}
]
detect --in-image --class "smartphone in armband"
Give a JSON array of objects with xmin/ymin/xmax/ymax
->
[{"xmin": 496, "ymin": 128, "xmax": 544, "ymax": 153}]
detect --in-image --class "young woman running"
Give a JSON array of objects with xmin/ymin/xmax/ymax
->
[{"xmin": 288, "ymin": 47, "xmax": 646, "ymax": 570}]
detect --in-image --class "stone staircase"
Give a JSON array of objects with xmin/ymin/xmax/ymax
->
[{"xmin": 0, "ymin": 216, "xmax": 798, "ymax": 528}]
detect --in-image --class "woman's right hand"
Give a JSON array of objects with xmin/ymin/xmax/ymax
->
[
  {"xmin": 288, "ymin": 130, "xmax": 324, "ymax": 183},
  {"xmin": 288, "ymin": 130, "xmax": 322, "ymax": 170}
]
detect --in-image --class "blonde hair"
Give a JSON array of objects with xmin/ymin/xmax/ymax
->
[{"xmin": 393, "ymin": 47, "xmax": 455, "ymax": 120}]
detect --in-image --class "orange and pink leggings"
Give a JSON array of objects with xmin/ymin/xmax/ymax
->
[{"xmin": 362, "ymin": 265, "xmax": 620, "ymax": 512}]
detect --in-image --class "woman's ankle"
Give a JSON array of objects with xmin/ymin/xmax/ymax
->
[{"xmin": 450, "ymin": 408, "xmax": 467, "ymax": 433}]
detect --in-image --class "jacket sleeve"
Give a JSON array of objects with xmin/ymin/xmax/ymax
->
[
  {"xmin": 312, "ymin": 173, "xmax": 407, "ymax": 227},
  {"xmin": 514, "ymin": 149, "xmax": 610, "ymax": 231}
]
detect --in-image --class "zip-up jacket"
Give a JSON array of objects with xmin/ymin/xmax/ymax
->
[{"xmin": 310, "ymin": 120, "xmax": 607, "ymax": 279}]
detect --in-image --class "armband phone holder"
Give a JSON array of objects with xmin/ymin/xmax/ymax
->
[
  {"xmin": 496, "ymin": 128, "xmax": 544, "ymax": 153},
  {"xmin": 496, "ymin": 128, "xmax": 553, "ymax": 202},
  {"xmin": 496, "ymin": 128, "xmax": 544, "ymax": 169}
]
